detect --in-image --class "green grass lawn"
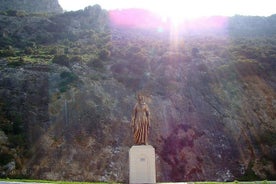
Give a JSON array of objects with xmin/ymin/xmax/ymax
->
[
  {"xmin": 197, "ymin": 182, "xmax": 274, "ymax": 184},
  {"xmin": 0, "ymin": 178, "xmax": 109, "ymax": 184}
]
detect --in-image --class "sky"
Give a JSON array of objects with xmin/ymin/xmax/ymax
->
[{"xmin": 58, "ymin": 0, "xmax": 276, "ymax": 18}]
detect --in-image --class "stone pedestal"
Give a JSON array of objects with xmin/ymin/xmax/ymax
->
[{"xmin": 129, "ymin": 145, "xmax": 156, "ymax": 184}]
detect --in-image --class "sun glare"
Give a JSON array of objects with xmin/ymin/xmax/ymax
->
[
  {"xmin": 149, "ymin": 1, "xmax": 215, "ymax": 27},
  {"xmin": 60, "ymin": 0, "xmax": 276, "ymax": 18}
]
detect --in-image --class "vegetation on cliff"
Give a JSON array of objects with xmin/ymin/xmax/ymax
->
[
  {"xmin": 0, "ymin": 0, "xmax": 62, "ymax": 13},
  {"xmin": 0, "ymin": 4, "xmax": 275, "ymax": 182}
]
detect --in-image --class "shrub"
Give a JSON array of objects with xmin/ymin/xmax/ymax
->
[
  {"xmin": 0, "ymin": 153, "xmax": 13, "ymax": 166},
  {"xmin": 16, "ymin": 10, "xmax": 27, "ymax": 17},
  {"xmin": 8, "ymin": 134, "xmax": 27, "ymax": 148},
  {"xmin": 6, "ymin": 10, "xmax": 18, "ymax": 16},
  {"xmin": 0, "ymin": 37, "xmax": 14, "ymax": 48},
  {"xmin": 70, "ymin": 55, "xmax": 83, "ymax": 63},
  {"xmin": 0, "ymin": 47, "xmax": 16, "ymax": 57},
  {"xmin": 52, "ymin": 55, "xmax": 70, "ymax": 67},
  {"xmin": 49, "ymin": 47, "xmax": 64, "ymax": 55},
  {"xmin": 36, "ymin": 32, "xmax": 54, "ymax": 44},
  {"xmin": 59, "ymin": 71, "xmax": 78, "ymax": 92},
  {"xmin": 260, "ymin": 131, "xmax": 276, "ymax": 146},
  {"xmin": 49, "ymin": 48, "xmax": 57, "ymax": 55},
  {"xmin": 87, "ymin": 58, "xmax": 104, "ymax": 69},
  {"xmin": 24, "ymin": 47, "xmax": 34, "ymax": 55},
  {"xmin": 192, "ymin": 47, "xmax": 199, "ymax": 57},
  {"xmin": 98, "ymin": 48, "xmax": 111, "ymax": 60},
  {"xmin": 7, "ymin": 60, "xmax": 25, "ymax": 67},
  {"xmin": 238, "ymin": 161, "xmax": 260, "ymax": 181}
]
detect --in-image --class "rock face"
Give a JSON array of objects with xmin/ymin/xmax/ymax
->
[
  {"xmin": 0, "ymin": 0, "xmax": 62, "ymax": 13},
  {"xmin": 0, "ymin": 6, "xmax": 276, "ymax": 182}
]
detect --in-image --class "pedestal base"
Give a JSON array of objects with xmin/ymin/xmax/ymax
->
[{"xmin": 129, "ymin": 145, "xmax": 156, "ymax": 184}]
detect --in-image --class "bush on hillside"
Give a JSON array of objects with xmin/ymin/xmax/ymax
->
[
  {"xmin": 98, "ymin": 48, "xmax": 111, "ymax": 60},
  {"xmin": 59, "ymin": 71, "xmax": 78, "ymax": 92},
  {"xmin": 24, "ymin": 47, "xmax": 34, "ymax": 55},
  {"xmin": 0, "ymin": 46, "xmax": 16, "ymax": 57},
  {"xmin": 52, "ymin": 54, "xmax": 70, "ymax": 67}
]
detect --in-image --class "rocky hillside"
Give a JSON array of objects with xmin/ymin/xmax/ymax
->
[
  {"xmin": 0, "ymin": 5, "xmax": 276, "ymax": 182},
  {"xmin": 0, "ymin": 0, "xmax": 62, "ymax": 14}
]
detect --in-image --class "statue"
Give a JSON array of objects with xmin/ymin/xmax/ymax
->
[{"xmin": 131, "ymin": 94, "xmax": 150, "ymax": 145}]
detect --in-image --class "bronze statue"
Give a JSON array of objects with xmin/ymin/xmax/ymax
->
[{"xmin": 131, "ymin": 94, "xmax": 150, "ymax": 145}]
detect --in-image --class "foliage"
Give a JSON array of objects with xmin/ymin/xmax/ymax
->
[
  {"xmin": 0, "ymin": 153, "xmax": 13, "ymax": 165},
  {"xmin": 192, "ymin": 47, "xmax": 200, "ymax": 57},
  {"xmin": 52, "ymin": 55, "xmax": 70, "ymax": 67},
  {"xmin": 260, "ymin": 131, "xmax": 276, "ymax": 146},
  {"xmin": 0, "ymin": 47, "xmax": 16, "ymax": 57},
  {"xmin": 49, "ymin": 47, "xmax": 64, "ymax": 55},
  {"xmin": 70, "ymin": 55, "xmax": 83, "ymax": 63},
  {"xmin": 88, "ymin": 58, "xmax": 104, "ymax": 69},
  {"xmin": 0, "ymin": 103, "xmax": 27, "ymax": 176},
  {"xmin": 0, "ymin": 37, "xmax": 14, "ymax": 48},
  {"xmin": 0, "ymin": 102, "xmax": 27, "ymax": 148},
  {"xmin": 8, "ymin": 134, "xmax": 27, "ymax": 148},
  {"xmin": 6, "ymin": 10, "xmax": 27, "ymax": 17},
  {"xmin": 24, "ymin": 47, "xmax": 35, "ymax": 55},
  {"xmin": 98, "ymin": 48, "xmax": 111, "ymax": 60},
  {"xmin": 0, "ymin": 0, "xmax": 62, "ymax": 14},
  {"xmin": 228, "ymin": 15, "xmax": 276, "ymax": 37},
  {"xmin": 195, "ymin": 182, "xmax": 270, "ymax": 184},
  {"xmin": 35, "ymin": 32, "xmax": 55, "ymax": 44},
  {"xmin": 238, "ymin": 162, "xmax": 260, "ymax": 181},
  {"xmin": 0, "ymin": 179, "xmax": 112, "ymax": 183},
  {"xmin": 6, "ymin": 58, "xmax": 25, "ymax": 67},
  {"xmin": 59, "ymin": 71, "xmax": 78, "ymax": 92}
]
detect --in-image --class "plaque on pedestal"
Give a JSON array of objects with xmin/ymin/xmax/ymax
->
[{"xmin": 129, "ymin": 145, "xmax": 156, "ymax": 184}]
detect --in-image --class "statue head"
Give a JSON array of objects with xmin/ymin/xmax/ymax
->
[{"xmin": 137, "ymin": 93, "xmax": 145, "ymax": 103}]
